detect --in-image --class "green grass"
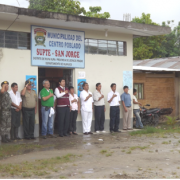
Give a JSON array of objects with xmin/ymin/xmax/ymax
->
[
  {"xmin": 106, "ymin": 153, "xmax": 112, "ymax": 157},
  {"xmin": 100, "ymin": 150, "xmax": 107, "ymax": 154},
  {"xmin": 0, "ymin": 154, "xmax": 77, "ymax": 178},
  {"xmin": 129, "ymin": 125, "xmax": 180, "ymax": 136},
  {"xmin": 0, "ymin": 143, "xmax": 52, "ymax": 159},
  {"xmin": 129, "ymin": 146, "xmax": 149, "ymax": 151}
]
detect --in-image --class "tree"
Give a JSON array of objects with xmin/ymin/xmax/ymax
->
[
  {"xmin": 28, "ymin": 0, "xmax": 86, "ymax": 15},
  {"xmin": 28, "ymin": 0, "xmax": 110, "ymax": 19},
  {"xmin": 132, "ymin": 13, "xmax": 166, "ymax": 60},
  {"xmin": 84, "ymin": 6, "xmax": 110, "ymax": 19}
]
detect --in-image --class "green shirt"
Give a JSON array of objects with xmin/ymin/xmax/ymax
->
[{"xmin": 40, "ymin": 88, "xmax": 54, "ymax": 107}]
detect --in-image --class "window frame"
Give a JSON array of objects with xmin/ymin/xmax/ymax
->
[
  {"xmin": 85, "ymin": 38, "xmax": 127, "ymax": 56},
  {"xmin": 0, "ymin": 30, "xmax": 31, "ymax": 50},
  {"xmin": 133, "ymin": 83, "xmax": 144, "ymax": 100}
]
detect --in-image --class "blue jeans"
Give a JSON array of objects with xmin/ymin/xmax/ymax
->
[
  {"xmin": 41, "ymin": 106, "xmax": 54, "ymax": 136},
  {"xmin": 133, "ymin": 109, "xmax": 143, "ymax": 128}
]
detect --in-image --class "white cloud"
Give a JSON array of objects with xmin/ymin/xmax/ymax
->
[{"xmin": 1, "ymin": 0, "xmax": 180, "ymax": 25}]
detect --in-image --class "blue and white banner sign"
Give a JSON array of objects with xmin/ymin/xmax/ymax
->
[{"xmin": 31, "ymin": 26, "xmax": 85, "ymax": 68}]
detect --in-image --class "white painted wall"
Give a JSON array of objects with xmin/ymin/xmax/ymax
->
[{"xmin": 0, "ymin": 19, "xmax": 133, "ymax": 128}]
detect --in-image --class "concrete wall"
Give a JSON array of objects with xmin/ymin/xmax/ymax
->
[
  {"xmin": 133, "ymin": 72, "xmax": 176, "ymax": 116},
  {"xmin": 0, "ymin": 19, "xmax": 133, "ymax": 134}
]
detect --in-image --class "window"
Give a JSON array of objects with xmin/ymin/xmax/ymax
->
[
  {"xmin": 0, "ymin": 30, "xmax": 30, "ymax": 50},
  {"xmin": 134, "ymin": 83, "xmax": 144, "ymax": 99},
  {"xmin": 85, "ymin": 38, "xmax": 126, "ymax": 56}
]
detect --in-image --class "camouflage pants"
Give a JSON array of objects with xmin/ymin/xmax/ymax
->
[{"xmin": 0, "ymin": 110, "xmax": 11, "ymax": 135}]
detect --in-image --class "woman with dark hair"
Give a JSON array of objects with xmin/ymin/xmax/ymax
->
[{"xmin": 93, "ymin": 83, "xmax": 106, "ymax": 133}]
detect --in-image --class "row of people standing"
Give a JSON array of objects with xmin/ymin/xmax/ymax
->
[{"xmin": 0, "ymin": 79, "xmax": 144, "ymax": 143}]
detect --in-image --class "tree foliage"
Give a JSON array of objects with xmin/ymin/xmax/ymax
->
[
  {"xmin": 28, "ymin": 0, "xmax": 110, "ymax": 18},
  {"xmin": 84, "ymin": 6, "xmax": 110, "ymax": 19},
  {"xmin": 132, "ymin": 13, "xmax": 180, "ymax": 60}
]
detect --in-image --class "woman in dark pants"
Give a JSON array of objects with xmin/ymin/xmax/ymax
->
[
  {"xmin": 68, "ymin": 86, "xmax": 80, "ymax": 135},
  {"xmin": 93, "ymin": 83, "xmax": 106, "ymax": 133}
]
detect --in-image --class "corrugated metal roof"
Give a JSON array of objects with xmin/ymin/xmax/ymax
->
[{"xmin": 133, "ymin": 57, "xmax": 180, "ymax": 70}]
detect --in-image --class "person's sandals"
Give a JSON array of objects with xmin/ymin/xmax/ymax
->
[{"xmin": 42, "ymin": 136, "xmax": 47, "ymax": 139}]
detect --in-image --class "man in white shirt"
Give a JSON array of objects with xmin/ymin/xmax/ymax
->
[
  {"xmin": 133, "ymin": 89, "xmax": 144, "ymax": 129},
  {"xmin": 107, "ymin": 83, "xmax": 121, "ymax": 133},
  {"xmin": 9, "ymin": 83, "xmax": 22, "ymax": 140},
  {"xmin": 80, "ymin": 82, "xmax": 94, "ymax": 135}
]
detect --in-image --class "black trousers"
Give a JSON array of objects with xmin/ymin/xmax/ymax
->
[
  {"xmin": 110, "ymin": 106, "xmax": 120, "ymax": 131},
  {"xmin": 22, "ymin": 108, "xmax": 35, "ymax": 138},
  {"xmin": 95, "ymin": 105, "xmax": 105, "ymax": 131},
  {"xmin": 69, "ymin": 110, "xmax": 78, "ymax": 133},
  {"xmin": 57, "ymin": 106, "xmax": 70, "ymax": 136},
  {"xmin": 11, "ymin": 109, "xmax": 21, "ymax": 127}
]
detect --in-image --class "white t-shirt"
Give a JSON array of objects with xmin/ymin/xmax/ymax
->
[
  {"xmin": 9, "ymin": 90, "xmax": 22, "ymax": 109},
  {"xmin": 80, "ymin": 90, "xmax": 94, "ymax": 112},
  {"xmin": 69, "ymin": 94, "xmax": 78, "ymax": 111},
  {"xmin": 107, "ymin": 91, "xmax": 121, "ymax": 106},
  {"xmin": 133, "ymin": 95, "xmax": 139, "ymax": 109}
]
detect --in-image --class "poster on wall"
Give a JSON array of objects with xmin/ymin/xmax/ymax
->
[
  {"xmin": 31, "ymin": 25, "xmax": 85, "ymax": 68},
  {"xmin": 77, "ymin": 79, "xmax": 86, "ymax": 97},
  {"xmin": 123, "ymin": 71, "xmax": 133, "ymax": 90},
  {"xmin": 26, "ymin": 75, "xmax": 37, "ymax": 93}
]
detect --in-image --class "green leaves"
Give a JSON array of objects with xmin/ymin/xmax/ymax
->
[
  {"xmin": 132, "ymin": 13, "xmax": 180, "ymax": 60},
  {"xmin": 28, "ymin": 0, "xmax": 110, "ymax": 19}
]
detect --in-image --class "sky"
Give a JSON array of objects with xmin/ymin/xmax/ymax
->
[{"xmin": 1, "ymin": 0, "xmax": 180, "ymax": 26}]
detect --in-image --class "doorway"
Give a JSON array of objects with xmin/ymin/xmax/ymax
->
[{"xmin": 38, "ymin": 68, "xmax": 73, "ymax": 134}]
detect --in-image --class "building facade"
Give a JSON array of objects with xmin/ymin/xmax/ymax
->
[{"xmin": 0, "ymin": 5, "xmax": 171, "ymax": 137}]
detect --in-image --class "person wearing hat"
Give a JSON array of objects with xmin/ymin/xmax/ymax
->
[
  {"xmin": 0, "ymin": 81, "xmax": 12, "ymax": 143},
  {"xmin": 21, "ymin": 80, "xmax": 37, "ymax": 140}
]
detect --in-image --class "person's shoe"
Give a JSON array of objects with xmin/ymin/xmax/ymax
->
[
  {"xmin": 88, "ymin": 132, "xmax": 93, "ymax": 134},
  {"xmin": 101, "ymin": 131, "xmax": 106, "ymax": 133},
  {"xmin": 73, "ymin": 132, "xmax": 78, "ymax": 135},
  {"xmin": 5, "ymin": 135, "xmax": 11, "ymax": 142},
  {"xmin": 114, "ymin": 130, "xmax": 121, "ymax": 133},
  {"xmin": 83, "ymin": 132, "xmax": 88, "ymax": 135},
  {"xmin": 30, "ymin": 137, "xmax": 36, "ymax": 140},
  {"xmin": 110, "ymin": 131, "xmax": 114, "ymax": 133},
  {"xmin": 63, "ymin": 134, "xmax": 68, "ymax": 136},
  {"xmin": 24, "ymin": 137, "xmax": 31, "ymax": 140},
  {"xmin": 42, "ymin": 136, "xmax": 47, "ymax": 139},
  {"xmin": 96, "ymin": 131, "xmax": 100, "ymax": 133},
  {"xmin": 14, "ymin": 128, "xmax": 21, "ymax": 140},
  {"xmin": 69, "ymin": 132, "xmax": 72, "ymax": 135},
  {"xmin": 48, "ymin": 134, "xmax": 57, "ymax": 138},
  {"xmin": 123, "ymin": 129, "xmax": 127, "ymax": 130},
  {"xmin": 127, "ymin": 128, "xmax": 133, "ymax": 130},
  {"xmin": 1, "ymin": 135, "xmax": 8, "ymax": 143},
  {"xmin": 59, "ymin": 135, "xmax": 64, "ymax": 137}
]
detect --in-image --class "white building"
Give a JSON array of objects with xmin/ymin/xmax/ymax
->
[{"xmin": 0, "ymin": 4, "xmax": 171, "ymax": 137}]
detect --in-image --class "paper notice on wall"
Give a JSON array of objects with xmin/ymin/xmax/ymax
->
[
  {"xmin": 123, "ymin": 71, "xmax": 133, "ymax": 90},
  {"xmin": 78, "ymin": 71, "xmax": 85, "ymax": 79}
]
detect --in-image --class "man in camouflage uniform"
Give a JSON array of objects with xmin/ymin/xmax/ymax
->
[{"xmin": 0, "ymin": 81, "xmax": 12, "ymax": 143}]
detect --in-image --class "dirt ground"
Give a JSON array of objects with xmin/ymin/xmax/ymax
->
[{"xmin": 0, "ymin": 130, "xmax": 180, "ymax": 179}]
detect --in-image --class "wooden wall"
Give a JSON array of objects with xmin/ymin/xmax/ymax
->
[{"xmin": 133, "ymin": 72, "xmax": 176, "ymax": 115}]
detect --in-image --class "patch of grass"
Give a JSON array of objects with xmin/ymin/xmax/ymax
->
[
  {"xmin": 121, "ymin": 150, "xmax": 125, "ymax": 152},
  {"xmin": 129, "ymin": 146, "xmax": 149, "ymax": 151},
  {"xmin": 162, "ymin": 141, "xmax": 169, "ymax": 144},
  {"xmin": 60, "ymin": 176, "xmax": 66, "ymax": 179},
  {"xmin": 0, "ymin": 143, "xmax": 52, "ymax": 159},
  {"xmin": 100, "ymin": 150, "xmax": 107, "ymax": 154},
  {"xmin": 106, "ymin": 153, "xmax": 112, "ymax": 157},
  {"xmin": 129, "ymin": 125, "xmax": 180, "ymax": 136},
  {"xmin": 0, "ymin": 154, "xmax": 77, "ymax": 177},
  {"xmin": 126, "ymin": 150, "xmax": 131, "ymax": 154}
]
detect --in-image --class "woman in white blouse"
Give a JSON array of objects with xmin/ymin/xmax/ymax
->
[
  {"xmin": 69, "ymin": 86, "xmax": 80, "ymax": 135},
  {"xmin": 93, "ymin": 83, "xmax": 106, "ymax": 133}
]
